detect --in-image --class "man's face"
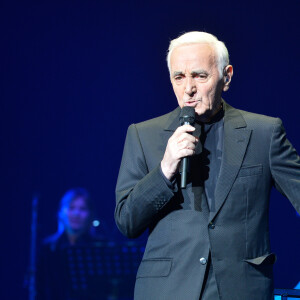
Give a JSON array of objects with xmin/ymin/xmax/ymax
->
[
  {"xmin": 170, "ymin": 43, "xmax": 225, "ymax": 121},
  {"xmin": 62, "ymin": 197, "xmax": 90, "ymax": 232}
]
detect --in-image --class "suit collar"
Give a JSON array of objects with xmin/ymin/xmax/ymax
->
[
  {"xmin": 163, "ymin": 106, "xmax": 181, "ymax": 131},
  {"xmin": 210, "ymin": 101, "xmax": 252, "ymax": 222},
  {"xmin": 162, "ymin": 100, "xmax": 252, "ymax": 223},
  {"xmin": 223, "ymin": 100, "xmax": 247, "ymax": 129},
  {"xmin": 163, "ymin": 100, "xmax": 247, "ymax": 132}
]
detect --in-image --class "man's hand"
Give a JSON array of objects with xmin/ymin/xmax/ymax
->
[{"xmin": 161, "ymin": 125, "xmax": 198, "ymax": 180}]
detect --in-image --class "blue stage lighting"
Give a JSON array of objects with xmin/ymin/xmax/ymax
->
[{"xmin": 93, "ymin": 220, "xmax": 100, "ymax": 227}]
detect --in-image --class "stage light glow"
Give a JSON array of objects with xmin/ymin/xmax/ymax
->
[{"xmin": 93, "ymin": 220, "xmax": 100, "ymax": 227}]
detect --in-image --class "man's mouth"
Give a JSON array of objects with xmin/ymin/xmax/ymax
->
[{"xmin": 184, "ymin": 99, "xmax": 200, "ymax": 106}]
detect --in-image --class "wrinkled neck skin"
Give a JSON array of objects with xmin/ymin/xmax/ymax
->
[{"xmin": 195, "ymin": 98, "xmax": 222, "ymax": 123}]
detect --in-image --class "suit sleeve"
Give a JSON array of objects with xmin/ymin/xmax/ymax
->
[
  {"xmin": 115, "ymin": 124, "xmax": 176, "ymax": 238},
  {"xmin": 269, "ymin": 118, "xmax": 300, "ymax": 213}
]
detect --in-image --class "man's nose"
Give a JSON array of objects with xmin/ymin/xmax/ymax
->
[
  {"xmin": 185, "ymin": 77, "xmax": 196, "ymax": 96},
  {"xmin": 72, "ymin": 209, "xmax": 80, "ymax": 215}
]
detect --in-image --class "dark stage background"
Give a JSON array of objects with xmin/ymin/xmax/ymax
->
[{"xmin": 1, "ymin": 1, "xmax": 300, "ymax": 299}]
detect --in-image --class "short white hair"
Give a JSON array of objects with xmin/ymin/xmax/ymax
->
[{"xmin": 167, "ymin": 31, "xmax": 229, "ymax": 78}]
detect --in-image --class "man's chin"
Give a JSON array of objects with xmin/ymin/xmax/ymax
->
[{"xmin": 195, "ymin": 109, "xmax": 212, "ymax": 122}]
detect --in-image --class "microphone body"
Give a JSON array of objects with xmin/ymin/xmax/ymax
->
[{"xmin": 179, "ymin": 107, "xmax": 195, "ymax": 189}]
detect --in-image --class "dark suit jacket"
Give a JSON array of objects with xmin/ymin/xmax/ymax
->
[{"xmin": 115, "ymin": 101, "xmax": 300, "ymax": 300}]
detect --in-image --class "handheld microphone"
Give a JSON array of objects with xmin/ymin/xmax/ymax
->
[{"xmin": 179, "ymin": 106, "xmax": 195, "ymax": 189}]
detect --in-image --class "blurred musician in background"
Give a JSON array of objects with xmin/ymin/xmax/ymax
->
[{"xmin": 36, "ymin": 188, "xmax": 107, "ymax": 300}]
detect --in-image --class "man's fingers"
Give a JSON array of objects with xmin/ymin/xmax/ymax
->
[
  {"xmin": 177, "ymin": 139, "xmax": 197, "ymax": 150},
  {"xmin": 178, "ymin": 148, "xmax": 195, "ymax": 157},
  {"xmin": 162, "ymin": 125, "xmax": 198, "ymax": 179},
  {"xmin": 174, "ymin": 124, "xmax": 195, "ymax": 136},
  {"xmin": 177, "ymin": 133, "xmax": 199, "ymax": 144}
]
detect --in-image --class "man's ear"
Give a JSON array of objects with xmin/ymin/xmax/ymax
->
[{"xmin": 223, "ymin": 65, "xmax": 233, "ymax": 92}]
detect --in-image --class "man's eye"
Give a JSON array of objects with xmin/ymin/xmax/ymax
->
[
  {"xmin": 174, "ymin": 76, "xmax": 183, "ymax": 81},
  {"xmin": 195, "ymin": 74, "xmax": 207, "ymax": 79}
]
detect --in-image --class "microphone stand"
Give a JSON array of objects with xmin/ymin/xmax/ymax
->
[{"xmin": 28, "ymin": 194, "xmax": 39, "ymax": 300}]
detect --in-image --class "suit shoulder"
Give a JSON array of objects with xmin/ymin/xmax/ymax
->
[
  {"xmin": 133, "ymin": 107, "xmax": 179, "ymax": 131},
  {"xmin": 238, "ymin": 109, "xmax": 281, "ymax": 129}
]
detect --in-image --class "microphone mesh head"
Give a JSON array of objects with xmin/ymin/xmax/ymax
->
[{"xmin": 179, "ymin": 106, "xmax": 195, "ymax": 125}]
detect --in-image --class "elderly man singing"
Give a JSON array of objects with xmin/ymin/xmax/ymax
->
[{"xmin": 115, "ymin": 31, "xmax": 300, "ymax": 300}]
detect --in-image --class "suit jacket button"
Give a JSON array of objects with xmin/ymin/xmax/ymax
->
[
  {"xmin": 208, "ymin": 223, "xmax": 215, "ymax": 229},
  {"xmin": 199, "ymin": 257, "xmax": 207, "ymax": 265}
]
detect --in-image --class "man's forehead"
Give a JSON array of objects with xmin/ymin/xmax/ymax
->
[
  {"xmin": 170, "ymin": 43, "xmax": 216, "ymax": 73},
  {"xmin": 171, "ymin": 43, "xmax": 216, "ymax": 64}
]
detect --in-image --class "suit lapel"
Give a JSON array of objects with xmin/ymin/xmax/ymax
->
[
  {"xmin": 209, "ymin": 102, "xmax": 252, "ymax": 222},
  {"xmin": 163, "ymin": 106, "xmax": 181, "ymax": 132},
  {"xmin": 162, "ymin": 103, "xmax": 252, "ymax": 222},
  {"xmin": 161, "ymin": 106, "xmax": 181, "ymax": 154}
]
